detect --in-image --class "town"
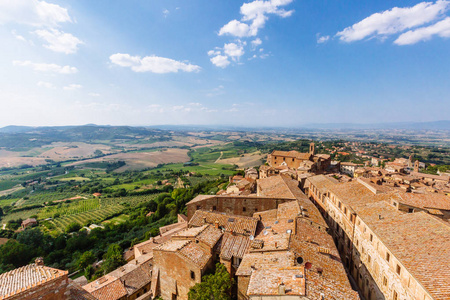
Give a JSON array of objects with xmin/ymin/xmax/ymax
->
[{"xmin": 1, "ymin": 142, "xmax": 449, "ymax": 300}]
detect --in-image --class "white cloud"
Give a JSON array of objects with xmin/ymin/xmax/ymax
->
[
  {"xmin": 336, "ymin": 0, "xmax": 450, "ymax": 42},
  {"xmin": 0, "ymin": 0, "xmax": 71, "ymax": 27},
  {"xmin": 207, "ymin": 50, "xmax": 221, "ymax": 56},
  {"xmin": 13, "ymin": 60, "xmax": 78, "ymax": 74},
  {"xmin": 37, "ymin": 81, "xmax": 54, "ymax": 89},
  {"xmin": 34, "ymin": 29, "xmax": 83, "ymax": 54},
  {"xmin": 251, "ymin": 37, "xmax": 262, "ymax": 49},
  {"xmin": 109, "ymin": 53, "xmax": 201, "ymax": 74},
  {"xmin": 63, "ymin": 84, "xmax": 82, "ymax": 90},
  {"xmin": 219, "ymin": 0, "xmax": 294, "ymax": 37},
  {"xmin": 210, "ymin": 54, "xmax": 230, "ymax": 68},
  {"xmin": 11, "ymin": 30, "xmax": 26, "ymax": 42},
  {"xmin": 163, "ymin": 9, "xmax": 170, "ymax": 17},
  {"xmin": 394, "ymin": 16, "xmax": 450, "ymax": 44},
  {"xmin": 317, "ymin": 34, "xmax": 330, "ymax": 44},
  {"xmin": 219, "ymin": 20, "xmax": 254, "ymax": 37},
  {"xmin": 88, "ymin": 92, "xmax": 101, "ymax": 97},
  {"xmin": 223, "ymin": 42, "xmax": 245, "ymax": 60}
]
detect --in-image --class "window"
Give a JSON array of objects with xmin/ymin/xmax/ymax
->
[
  {"xmin": 368, "ymin": 255, "xmax": 372, "ymax": 264},
  {"xmin": 370, "ymin": 234, "xmax": 373, "ymax": 242},
  {"xmin": 242, "ymin": 207, "xmax": 246, "ymax": 212},
  {"xmin": 383, "ymin": 276, "xmax": 388, "ymax": 286},
  {"xmin": 344, "ymin": 207, "xmax": 347, "ymax": 214},
  {"xmin": 190, "ymin": 271, "xmax": 195, "ymax": 280},
  {"xmin": 196, "ymin": 205, "xmax": 201, "ymax": 210},
  {"xmin": 338, "ymin": 202, "xmax": 342, "ymax": 209},
  {"xmin": 393, "ymin": 290, "xmax": 398, "ymax": 300},
  {"xmin": 408, "ymin": 208, "xmax": 414, "ymax": 213},
  {"xmin": 212, "ymin": 206, "xmax": 216, "ymax": 211},
  {"xmin": 292, "ymin": 158, "xmax": 295, "ymax": 162},
  {"xmin": 386, "ymin": 252, "xmax": 390, "ymax": 262},
  {"xmin": 396, "ymin": 264, "xmax": 401, "ymax": 275}
]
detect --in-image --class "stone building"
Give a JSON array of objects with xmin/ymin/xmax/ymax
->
[
  {"xmin": 305, "ymin": 175, "xmax": 450, "ymax": 300},
  {"xmin": 0, "ymin": 258, "xmax": 94, "ymax": 300},
  {"xmin": 82, "ymin": 254, "xmax": 153, "ymax": 300},
  {"xmin": 266, "ymin": 143, "xmax": 331, "ymax": 174}
]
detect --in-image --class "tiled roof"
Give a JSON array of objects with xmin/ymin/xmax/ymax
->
[
  {"xmin": 257, "ymin": 175, "xmax": 299, "ymax": 199},
  {"xmin": 371, "ymin": 212, "xmax": 450, "ymax": 299},
  {"xmin": 0, "ymin": 263, "xmax": 67, "ymax": 298},
  {"xmin": 189, "ymin": 210, "xmax": 258, "ymax": 236},
  {"xmin": 393, "ymin": 192, "xmax": 450, "ymax": 210},
  {"xmin": 89, "ymin": 277, "xmax": 128, "ymax": 300},
  {"xmin": 271, "ymin": 150, "xmax": 312, "ymax": 160},
  {"xmin": 173, "ymin": 224, "xmax": 223, "ymax": 248},
  {"xmin": 120, "ymin": 266, "xmax": 152, "ymax": 295},
  {"xmin": 217, "ymin": 233, "xmax": 251, "ymax": 260},
  {"xmin": 177, "ymin": 241, "xmax": 212, "ymax": 269},
  {"xmin": 236, "ymin": 251, "xmax": 295, "ymax": 276},
  {"xmin": 247, "ymin": 267, "xmax": 306, "ymax": 296},
  {"xmin": 306, "ymin": 175, "xmax": 338, "ymax": 192}
]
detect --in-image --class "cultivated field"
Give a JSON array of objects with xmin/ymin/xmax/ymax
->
[
  {"xmin": 215, "ymin": 151, "xmax": 266, "ymax": 168},
  {"xmin": 67, "ymin": 148, "xmax": 190, "ymax": 172}
]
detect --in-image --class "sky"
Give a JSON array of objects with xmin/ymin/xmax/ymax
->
[{"xmin": 0, "ymin": 0, "xmax": 449, "ymax": 127}]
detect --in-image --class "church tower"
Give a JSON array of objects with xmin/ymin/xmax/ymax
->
[{"xmin": 309, "ymin": 142, "xmax": 315, "ymax": 155}]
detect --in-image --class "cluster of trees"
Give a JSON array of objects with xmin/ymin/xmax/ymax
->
[{"xmin": 0, "ymin": 177, "xmax": 227, "ymax": 280}]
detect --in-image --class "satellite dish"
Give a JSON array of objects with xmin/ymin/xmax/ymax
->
[
  {"xmin": 263, "ymin": 230, "xmax": 268, "ymax": 236},
  {"xmin": 286, "ymin": 229, "xmax": 292, "ymax": 234},
  {"xmin": 249, "ymin": 235, "xmax": 254, "ymax": 240}
]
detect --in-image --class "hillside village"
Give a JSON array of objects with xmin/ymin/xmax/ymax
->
[{"xmin": 1, "ymin": 143, "xmax": 450, "ymax": 300}]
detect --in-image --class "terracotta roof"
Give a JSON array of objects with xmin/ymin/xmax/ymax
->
[
  {"xmin": 189, "ymin": 210, "xmax": 258, "ymax": 236},
  {"xmin": 119, "ymin": 266, "xmax": 152, "ymax": 296},
  {"xmin": 236, "ymin": 251, "xmax": 295, "ymax": 276},
  {"xmin": 271, "ymin": 150, "xmax": 312, "ymax": 160},
  {"xmin": 410, "ymin": 172, "xmax": 450, "ymax": 182},
  {"xmin": 393, "ymin": 192, "xmax": 450, "ymax": 210},
  {"xmin": 172, "ymin": 224, "xmax": 222, "ymax": 248},
  {"xmin": 257, "ymin": 175, "xmax": 300, "ymax": 199},
  {"xmin": 177, "ymin": 241, "xmax": 212, "ymax": 269},
  {"xmin": 217, "ymin": 233, "xmax": 251, "ymax": 260},
  {"xmin": 305, "ymin": 175, "xmax": 338, "ymax": 193},
  {"xmin": 88, "ymin": 277, "xmax": 128, "ymax": 300},
  {"xmin": 0, "ymin": 263, "xmax": 67, "ymax": 298},
  {"xmin": 369, "ymin": 212, "xmax": 450, "ymax": 299},
  {"xmin": 247, "ymin": 267, "xmax": 306, "ymax": 296}
]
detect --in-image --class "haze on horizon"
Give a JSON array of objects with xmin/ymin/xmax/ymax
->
[{"xmin": 0, "ymin": 0, "xmax": 449, "ymax": 128}]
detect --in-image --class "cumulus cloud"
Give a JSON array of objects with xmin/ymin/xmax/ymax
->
[
  {"xmin": 336, "ymin": 0, "xmax": 450, "ymax": 42},
  {"xmin": 63, "ymin": 84, "xmax": 82, "ymax": 90},
  {"xmin": 0, "ymin": 0, "xmax": 71, "ymax": 27},
  {"xmin": 210, "ymin": 54, "xmax": 230, "ymax": 68},
  {"xmin": 37, "ymin": 81, "xmax": 54, "ymax": 89},
  {"xmin": 109, "ymin": 53, "xmax": 201, "ymax": 74},
  {"xmin": 251, "ymin": 37, "xmax": 262, "ymax": 49},
  {"xmin": 13, "ymin": 60, "xmax": 78, "ymax": 74},
  {"xmin": 34, "ymin": 29, "xmax": 83, "ymax": 54},
  {"xmin": 394, "ymin": 16, "xmax": 450, "ymax": 44},
  {"xmin": 219, "ymin": 0, "xmax": 294, "ymax": 37},
  {"xmin": 223, "ymin": 42, "xmax": 245, "ymax": 60},
  {"xmin": 317, "ymin": 34, "xmax": 330, "ymax": 44},
  {"xmin": 163, "ymin": 9, "xmax": 170, "ymax": 17}
]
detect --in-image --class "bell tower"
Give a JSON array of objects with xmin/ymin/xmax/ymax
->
[
  {"xmin": 309, "ymin": 142, "xmax": 315, "ymax": 155},
  {"xmin": 414, "ymin": 160, "xmax": 419, "ymax": 172}
]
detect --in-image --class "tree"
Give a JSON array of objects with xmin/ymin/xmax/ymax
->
[
  {"xmin": 0, "ymin": 207, "xmax": 3, "ymax": 217},
  {"xmin": 102, "ymin": 244, "xmax": 125, "ymax": 274},
  {"xmin": 188, "ymin": 263, "xmax": 233, "ymax": 300},
  {"xmin": 77, "ymin": 250, "xmax": 96, "ymax": 270},
  {"xmin": 66, "ymin": 222, "xmax": 82, "ymax": 233}
]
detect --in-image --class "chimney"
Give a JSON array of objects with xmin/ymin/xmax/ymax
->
[
  {"xmin": 214, "ymin": 221, "xmax": 219, "ymax": 229},
  {"xmin": 278, "ymin": 283, "xmax": 286, "ymax": 295},
  {"xmin": 274, "ymin": 242, "xmax": 278, "ymax": 248},
  {"xmin": 203, "ymin": 217, "xmax": 207, "ymax": 224},
  {"xmin": 35, "ymin": 257, "xmax": 44, "ymax": 266}
]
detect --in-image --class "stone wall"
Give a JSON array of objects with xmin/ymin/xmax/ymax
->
[
  {"xmin": 187, "ymin": 196, "xmax": 293, "ymax": 220},
  {"xmin": 6, "ymin": 275, "xmax": 69, "ymax": 300}
]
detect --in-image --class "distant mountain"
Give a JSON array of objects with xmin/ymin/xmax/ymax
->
[{"xmin": 0, "ymin": 125, "xmax": 36, "ymax": 133}]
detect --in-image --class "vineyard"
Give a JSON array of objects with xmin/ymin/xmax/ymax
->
[{"xmin": 38, "ymin": 194, "xmax": 160, "ymax": 234}]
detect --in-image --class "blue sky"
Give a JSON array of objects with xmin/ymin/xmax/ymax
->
[{"xmin": 0, "ymin": 0, "xmax": 449, "ymax": 127}]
